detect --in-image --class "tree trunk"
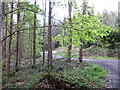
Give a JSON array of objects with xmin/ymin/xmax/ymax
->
[
  {"xmin": 4, "ymin": 15, "xmax": 7, "ymax": 59},
  {"xmin": 16, "ymin": 1, "xmax": 20, "ymax": 72},
  {"xmin": 78, "ymin": 1, "xmax": 87, "ymax": 63},
  {"xmin": 0, "ymin": 1, "xmax": 3, "ymax": 60},
  {"xmin": 33, "ymin": 0, "xmax": 36, "ymax": 66},
  {"xmin": 42, "ymin": 0, "xmax": 46, "ymax": 65},
  {"xmin": 67, "ymin": 1, "xmax": 72, "ymax": 62},
  {"xmin": 2, "ymin": 2, "xmax": 4, "ymax": 59},
  {"xmin": 78, "ymin": 40, "xmax": 83, "ymax": 62},
  {"xmin": 0, "ymin": 1, "xmax": 3, "ymax": 88},
  {"xmin": 7, "ymin": 1, "xmax": 13, "ymax": 76},
  {"xmin": 48, "ymin": 0, "xmax": 53, "ymax": 68}
]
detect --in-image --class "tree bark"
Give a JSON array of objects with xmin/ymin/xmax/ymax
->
[
  {"xmin": 48, "ymin": 0, "xmax": 53, "ymax": 68},
  {"xmin": 0, "ymin": 0, "xmax": 3, "ymax": 60},
  {"xmin": 67, "ymin": 1, "xmax": 72, "ymax": 62},
  {"xmin": 16, "ymin": 0, "xmax": 21, "ymax": 72},
  {"xmin": 42, "ymin": 0, "xmax": 46, "ymax": 65},
  {"xmin": 2, "ymin": 1, "xmax": 4, "ymax": 59},
  {"xmin": 4, "ymin": 14, "xmax": 7, "ymax": 59},
  {"xmin": 0, "ymin": 1, "xmax": 3, "ymax": 88},
  {"xmin": 33, "ymin": 0, "xmax": 36, "ymax": 66},
  {"xmin": 7, "ymin": 1, "xmax": 13, "ymax": 76},
  {"xmin": 78, "ymin": 1, "xmax": 87, "ymax": 63},
  {"xmin": 79, "ymin": 40, "xmax": 83, "ymax": 62}
]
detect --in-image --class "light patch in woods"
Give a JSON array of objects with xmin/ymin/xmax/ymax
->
[{"xmin": 52, "ymin": 51, "xmax": 58, "ymax": 53}]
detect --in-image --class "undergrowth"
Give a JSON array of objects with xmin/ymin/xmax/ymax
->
[{"xmin": 2, "ymin": 60, "xmax": 109, "ymax": 89}]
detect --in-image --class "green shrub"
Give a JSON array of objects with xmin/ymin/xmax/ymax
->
[{"xmin": 60, "ymin": 62, "xmax": 108, "ymax": 88}]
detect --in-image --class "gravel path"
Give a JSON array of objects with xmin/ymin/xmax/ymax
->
[{"xmin": 52, "ymin": 55, "xmax": 119, "ymax": 89}]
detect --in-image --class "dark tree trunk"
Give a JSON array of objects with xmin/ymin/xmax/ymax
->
[
  {"xmin": 16, "ymin": 1, "xmax": 20, "ymax": 72},
  {"xmin": 42, "ymin": 0, "xmax": 46, "ymax": 65},
  {"xmin": 33, "ymin": 0, "xmax": 37, "ymax": 66},
  {"xmin": 7, "ymin": 1, "xmax": 13, "ymax": 76},
  {"xmin": 2, "ymin": 2, "xmax": 4, "ymax": 59},
  {"xmin": 0, "ymin": 1, "xmax": 3, "ymax": 60},
  {"xmin": 4, "ymin": 15, "xmax": 7, "ymax": 59},
  {"xmin": 79, "ymin": 40, "xmax": 83, "ymax": 62},
  {"xmin": 48, "ymin": 0, "xmax": 53, "ymax": 68},
  {"xmin": 0, "ymin": 2, "xmax": 3, "ymax": 87},
  {"xmin": 78, "ymin": 1, "xmax": 87, "ymax": 63},
  {"xmin": 67, "ymin": 1, "xmax": 72, "ymax": 62}
]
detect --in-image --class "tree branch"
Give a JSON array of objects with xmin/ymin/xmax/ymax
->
[
  {"xmin": 2, "ymin": 25, "xmax": 59, "ymax": 42},
  {"xmin": 4, "ymin": 7, "xmax": 44, "ymax": 16}
]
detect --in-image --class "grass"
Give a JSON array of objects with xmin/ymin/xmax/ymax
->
[
  {"xmin": 72, "ymin": 54, "xmax": 118, "ymax": 60},
  {"xmin": 83, "ymin": 56, "xmax": 118, "ymax": 60},
  {"xmin": 2, "ymin": 60, "xmax": 109, "ymax": 89},
  {"xmin": 53, "ymin": 60, "xmax": 109, "ymax": 88}
]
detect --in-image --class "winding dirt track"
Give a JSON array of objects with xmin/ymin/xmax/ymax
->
[{"xmin": 52, "ymin": 55, "xmax": 119, "ymax": 89}]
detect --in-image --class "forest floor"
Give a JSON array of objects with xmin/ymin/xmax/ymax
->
[
  {"xmin": 50, "ymin": 54, "xmax": 119, "ymax": 88},
  {"xmin": 2, "ymin": 47, "xmax": 119, "ymax": 89},
  {"xmin": 2, "ymin": 59, "xmax": 109, "ymax": 89}
]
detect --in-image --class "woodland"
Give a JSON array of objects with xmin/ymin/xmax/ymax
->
[{"xmin": 0, "ymin": 0, "xmax": 119, "ymax": 89}]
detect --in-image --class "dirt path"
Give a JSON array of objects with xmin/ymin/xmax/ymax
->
[{"xmin": 52, "ymin": 55, "xmax": 119, "ymax": 89}]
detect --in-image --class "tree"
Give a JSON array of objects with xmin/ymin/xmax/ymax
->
[
  {"xmin": 2, "ymin": 1, "xmax": 4, "ymax": 59},
  {"xmin": 78, "ymin": 1, "xmax": 88, "ymax": 62},
  {"xmin": 3, "ymin": 2, "xmax": 7, "ymax": 59},
  {"xmin": 0, "ymin": 0, "xmax": 3, "ymax": 60},
  {"xmin": 42, "ymin": 0, "xmax": 46, "ymax": 65},
  {"xmin": 33, "ymin": 0, "xmax": 37, "ymax": 66},
  {"xmin": 16, "ymin": 0, "xmax": 21, "ymax": 72},
  {"xmin": 71, "ymin": 14, "xmax": 112, "ymax": 59},
  {"xmin": 7, "ymin": 1, "xmax": 14, "ymax": 76},
  {"xmin": 67, "ymin": 1, "xmax": 72, "ymax": 62},
  {"xmin": 48, "ymin": 0, "xmax": 53, "ymax": 68}
]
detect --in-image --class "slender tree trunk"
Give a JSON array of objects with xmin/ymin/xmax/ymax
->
[
  {"xmin": 78, "ymin": 40, "xmax": 83, "ymax": 62},
  {"xmin": 48, "ymin": 0, "xmax": 52, "ymax": 68},
  {"xmin": 42, "ymin": 0, "xmax": 46, "ymax": 65},
  {"xmin": 67, "ymin": 1, "xmax": 72, "ymax": 62},
  {"xmin": 33, "ymin": 0, "xmax": 36, "ymax": 66},
  {"xmin": 29, "ymin": 29, "xmax": 33, "ymax": 61},
  {"xmin": 20, "ymin": 11, "xmax": 26, "ymax": 58},
  {"xmin": 0, "ymin": 0, "xmax": 3, "ymax": 60},
  {"xmin": 4, "ymin": 15, "xmax": 7, "ymax": 59},
  {"xmin": 3, "ymin": 15, "xmax": 8, "ymax": 69},
  {"xmin": 0, "ymin": 2, "xmax": 3, "ymax": 88},
  {"xmin": 2, "ymin": 2, "xmax": 4, "ymax": 59},
  {"xmin": 16, "ymin": 1, "xmax": 20, "ymax": 72},
  {"xmin": 78, "ymin": 1, "xmax": 87, "ymax": 63},
  {"xmin": 7, "ymin": 1, "xmax": 13, "ymax": 76}
]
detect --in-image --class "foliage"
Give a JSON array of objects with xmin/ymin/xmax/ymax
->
[
  {"xmin": 51, "ymin": 60, "xmax": 109, "ymax": 88},
  {"xmin": 101, "ymin": 29, "xmax": 120, "ymax": 49},
  {"xmin": 60, "ymin": 62, "xmax": 108, "ymax": 88},
  {"xmin": 53, "ymin": 13, "xmax": 112, "ymax": 48},
  {"xmin": 2, "ymin": 60, "xmax": 109, "ymax": 89}
]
